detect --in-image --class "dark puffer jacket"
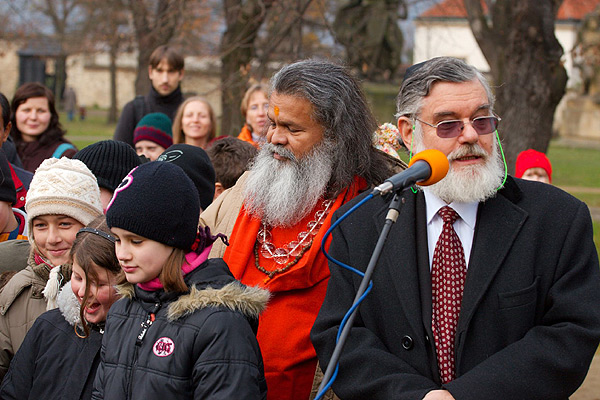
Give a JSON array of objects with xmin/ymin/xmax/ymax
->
[
  {"xmin": 92, "ymin": 258, "xmax": 270, "ymax": 400},
  {"xmin": 0, "ymin": 281, "xmax": 102, "ymax": 399}
]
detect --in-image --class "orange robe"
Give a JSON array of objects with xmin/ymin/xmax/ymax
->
[{"xmin": 224, "ymin": 178, "xmax": 365, "ymax": 400}]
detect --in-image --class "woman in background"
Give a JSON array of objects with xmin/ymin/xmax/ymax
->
[
  {"xmin": 171, "ymin": 96, "xmax": 217, "ymax": 149},
  {"xmin": 238, "ymin": 84, "xmax": 268, "ymax": 148},
  {"xmin": 10, "ymin": 82, "xmax": 77, "ymax": 172}
]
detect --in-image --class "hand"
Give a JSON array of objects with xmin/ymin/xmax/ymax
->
[{"xmin": 422, "ymin": 389, "xmax": 455, "ymax": 400}]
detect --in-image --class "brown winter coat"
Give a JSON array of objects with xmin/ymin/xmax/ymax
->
[{"xmin": 0, "ymin": 251, "xmax": 71, "ymax": 381}]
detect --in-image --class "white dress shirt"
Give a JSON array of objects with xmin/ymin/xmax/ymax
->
[{"xmin": 423, "ymin": 189, "xmax": 479, "ymax": 271}]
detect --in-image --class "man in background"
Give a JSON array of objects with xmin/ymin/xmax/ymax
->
[{"xmin": 113, "ymin": 45, "xmax": 184, "ymax": 146}]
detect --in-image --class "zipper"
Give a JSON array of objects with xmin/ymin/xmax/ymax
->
[{"xmin": 127, "ymin": 304, "xmax": 159, "ymax": 398}]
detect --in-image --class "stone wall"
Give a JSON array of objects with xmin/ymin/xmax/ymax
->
[{"xmin": 0, "ymin": 40, "xmax": 21, "ymax": 97}]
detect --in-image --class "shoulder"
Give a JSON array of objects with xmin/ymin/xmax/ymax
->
[
  {"xmin": 0, "ymin": 266, "xmax": 44, "ymax": 314},
  {"xmin": 500, "ymin": 176, "xmax": 586, "ymax": 217},
  {"xmin": 167, "ymin": 273, "xmax": 270, "ymax": 322},
  {"xmin": 0, "ymin": 240, "xmax": 30, "ymax": 273}
]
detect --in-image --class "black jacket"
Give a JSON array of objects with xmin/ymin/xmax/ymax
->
[
  {"xmin": 0, "ymin": 282, "xmax": 103, "ymax": 400},
  {"xmin": 311, "ymin": 177, "xmax": 600, "ymax": 400},
  {"xmin": 92, "ymin": 258, "xmax": 270, "ymax": 400},
  {"xmin": 113, "ymin": 86, "xmax": 184, "ymax": 146}
]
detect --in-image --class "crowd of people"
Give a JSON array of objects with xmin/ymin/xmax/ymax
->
[{"xmin": 0, "ymin": 45, "xmax": 597, "ymax": 400}]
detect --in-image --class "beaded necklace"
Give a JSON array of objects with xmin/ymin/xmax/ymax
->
[{"xmin": 254, "ymin": 199, "xmax": 334, "ymax": 278}]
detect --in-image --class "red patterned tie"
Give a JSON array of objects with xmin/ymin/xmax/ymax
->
[{"xmin": 431, "ymin": 206, "xmax": 466, "ymax": 383}]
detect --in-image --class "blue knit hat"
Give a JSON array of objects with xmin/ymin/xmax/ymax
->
[
  {"xmin": 133, "ymin": 113, "xmax": 173, "ymax": 150},
  {"xmin": 106, "ymin": 161, "xmax": 199, "ymax": 250}
]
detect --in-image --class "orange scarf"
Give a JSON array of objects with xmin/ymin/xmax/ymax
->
[
  {"xmin": 237, "ymin": 124, "xmax": 258, "ymax": 148},
  {"xmin": 224, "ymin": 177, "xmax": 365, "ymax": 400}
]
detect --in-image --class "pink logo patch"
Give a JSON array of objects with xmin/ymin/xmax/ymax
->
[{"xmin": 153, "ymin": 337, "xmax": 175, "ymax": 357}]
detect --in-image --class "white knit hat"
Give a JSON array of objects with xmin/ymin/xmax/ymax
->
[{"xmin": 26, "ymin": 157, "xmax": 103, "ymax": 245}]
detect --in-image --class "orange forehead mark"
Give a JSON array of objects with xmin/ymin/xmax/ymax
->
[{"xmin": 274, "ymin": 106, "xmax": 279, "ymax": 117}]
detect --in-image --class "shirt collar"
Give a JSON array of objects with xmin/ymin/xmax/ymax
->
[{"xmin": 423, "ymin": 189, "xmax": 478, "ymax": 230}]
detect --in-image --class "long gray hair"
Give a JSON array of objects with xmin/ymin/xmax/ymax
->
[
  {"xmin": 270, "ymin": 59, "xmax": 393, "ymax": 197},
  {"xmin": 396, "ymin": 57, "xmax": 495, "ymax": 119}
]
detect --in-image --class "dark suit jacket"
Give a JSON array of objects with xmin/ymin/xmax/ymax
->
[{"xmin": 311, "ymin": 177, "xmax": 600, "ymax": 400}]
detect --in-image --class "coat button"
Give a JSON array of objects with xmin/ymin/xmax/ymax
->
[{"xmin": 401, "ymin": 335, "xmax": 414, "ymax": 350}]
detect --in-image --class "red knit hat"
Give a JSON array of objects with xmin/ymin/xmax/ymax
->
[{"xmin": 515, "ymin": 149, "xmax": 552, "ymax": 183}]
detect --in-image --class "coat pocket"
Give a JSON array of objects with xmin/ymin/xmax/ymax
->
[{"xmin": 498, "ymin": 277, "xmax": 539, "ymax": 310}]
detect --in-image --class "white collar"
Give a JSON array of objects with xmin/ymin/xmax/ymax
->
[{"xmin": 423, "ymin": 189, "xmax": 478, "ymax": 230}]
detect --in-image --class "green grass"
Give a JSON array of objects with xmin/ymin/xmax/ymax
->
[
  {"xmin": 547, "ymin": 144, "xmax": 600, "ymax": 188},
  {"xmin": 60, "ymin": 110, "xmax": 115, "ymax": 149}
]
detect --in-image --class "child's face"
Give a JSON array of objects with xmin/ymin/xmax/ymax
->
[
  {"xmin": 32, "ymin": 215, "xmax": 84, "ymax": 266},
  {"xmin": 0, "ymin": 201, "xmax": 16, "ymax": 233},
  {"xmin": 71, "ymin": 260, "xmax": 119, "ymax": 325},
  {"xmin": 135, "ymin": 140, "xmax": 165, "ymax": 161},
  {"xmin": 111, "ymin": 227, "xmax": 173, "ymax": 284},
  {"xmin": 521, "ymin": 167, "xmax": 550, "ymax": 184}
]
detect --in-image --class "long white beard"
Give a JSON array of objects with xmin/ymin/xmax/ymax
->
[
  {"xmin": 413, "ymin": 130, "xmax": 505, "ymax": 204},
  {"xmin": 243, "ymin": 141, "xmax": 334, "ymax": 227}
]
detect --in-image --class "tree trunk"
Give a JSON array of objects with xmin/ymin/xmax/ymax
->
[
  {"xmin": 465, "ymin": 0, "xmax": 567, "ymax": 173},
  {"xmin": 108, "ymin": 44, "xmax": 118, "ymax": 123},
  {"xmin": 55, "ymin": 54, "xmax": 67, "ymax": 109},
  {"xmin": 220, "ymin": 0, "xmax": 273, "ymax": 137}
]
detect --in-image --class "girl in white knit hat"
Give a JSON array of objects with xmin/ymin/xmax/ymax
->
[{"xmin": 0, "ymin": 157, "xmax": 102, "ymax": 381}]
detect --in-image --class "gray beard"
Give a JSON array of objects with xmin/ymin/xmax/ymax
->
[
  {"xmin": 413, "ymin": 130, "xmax": 505, "ymax": 204},
  {"xmin": 243, "ymin": 141, "xmax": 334, "ymax": 227}
]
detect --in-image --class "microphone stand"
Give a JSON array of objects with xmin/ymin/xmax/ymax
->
[{"xmin": 317, "ymin": 192, "xmax": 403, "ymax": 396}]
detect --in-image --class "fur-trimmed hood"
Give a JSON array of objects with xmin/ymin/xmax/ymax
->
[
  {"xmin": 117, "ymin": 281, "xmax": 270, "ymax": 322},
  {"xmin": 56, "ymin": 280, "xmax": 81, "ymax": 327}
]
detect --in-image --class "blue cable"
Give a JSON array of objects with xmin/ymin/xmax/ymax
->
[{"xmin": 314, "ymin": 193, "xmax": 375, "ymax": 400}]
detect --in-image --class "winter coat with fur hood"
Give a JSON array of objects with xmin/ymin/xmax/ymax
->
[
  {"xmin": 0, "ymin": 281, "xmax": 102, "ymax": 399},
  {"xmin": 92, "ymin": 257, "xmax": 270, "ymax": 400}
]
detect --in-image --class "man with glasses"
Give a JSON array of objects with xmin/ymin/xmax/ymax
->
[{"xmin": 311, "ymin": 57, "xmax": 600, "ymax": 400}]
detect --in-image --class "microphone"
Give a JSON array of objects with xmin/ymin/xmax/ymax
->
[{"xmin": 372, "ymin": 149, "xmax": 449, "ymax": 196}]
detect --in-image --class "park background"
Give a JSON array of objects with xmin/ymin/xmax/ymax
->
[{"xmin": 1, "ymin": 0, "xmax": 600, "ymax": 396}]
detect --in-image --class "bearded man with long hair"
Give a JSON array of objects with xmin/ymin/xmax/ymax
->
[{"xmin": 201, "ymin": 59, "xmax": 399, "ymax": 400}]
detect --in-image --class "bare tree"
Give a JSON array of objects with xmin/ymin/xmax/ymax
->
[
  {"xmin": 464, "ymin": 0, "xmax": 567, "ymax": 171},
  {"xmin": 219, "ymin": 0, "xmax": 275, "ymax": 136},
  {"xmin": 334, "ymin": 0, "xmax": 407, "ymax": 80},
  {"xmin": 126, "ymin": 0, "xmax": 188, "ymax": 95},
  {"xmin": 30, "ymin": 0, "xmax": 88, "ymax": 106}
]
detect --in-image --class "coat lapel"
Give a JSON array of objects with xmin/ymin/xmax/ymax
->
[{"xmin": 371, "ymin": 190, "xmax": 426, "ymax": 343}]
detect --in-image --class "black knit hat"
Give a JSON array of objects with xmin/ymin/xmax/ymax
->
[
  {"xmin": 157, "ymin": 144, "xmax": 216, "ymax": 210},
  {"xmin": 0, "ymin": 150, "xmax": 16, "ymax": 205},
  {"xmin": 74, "ymin": 140, "xmax": 142, "ymax": 191},
  {"xmin": 106, "ymin": 161, "xmax": 200, "ymax": 251}
]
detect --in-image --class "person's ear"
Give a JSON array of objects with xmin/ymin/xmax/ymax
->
[
  {"xmin": 213, "ymin": 182, "xmax": 224, "ymax": 200},
  {"xmin": 178, "ymin": 69, "xmax": 184, "ymax": 81},
  {"xmin": 148, "ymin": 65, "xmax": 154, "ymax": 79},
  {"xmin": 397, "ymin": 116, "xmax": 413, "ymax": 149}
]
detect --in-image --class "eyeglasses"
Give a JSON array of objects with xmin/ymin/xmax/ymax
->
[{"xmin": 415, "ymin": 115, "xmax": 500, "ymax": 138}]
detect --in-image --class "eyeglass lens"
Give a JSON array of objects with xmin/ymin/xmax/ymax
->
[{"xmin": 437, "ymin": 117, "xmax": 499, "ymax": 138}]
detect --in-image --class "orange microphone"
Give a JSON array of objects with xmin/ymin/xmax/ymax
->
[{"xmin": 372, "ymin": 149, "xmax": 449, "ymax": 195}]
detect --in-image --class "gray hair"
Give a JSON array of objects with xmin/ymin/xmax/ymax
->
[
  {"xmin": 270, "ymin": 59, "xmax": 393, "ymax": 196},
  {"xmin": 396, "ymin": 57, "xmax": 495, "ymax": 118}
]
